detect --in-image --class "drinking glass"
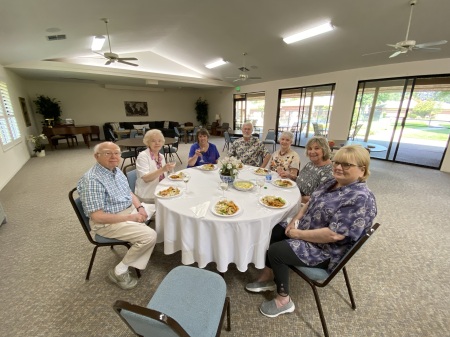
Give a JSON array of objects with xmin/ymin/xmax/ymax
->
[
  {"xmin": 256, "ymin": 178, "xmax": 265, "ymax": 195},
  {"xmin": 182, "ymin": 174, "xmax": 191, "ymax": 193},
  {"xmin": 168, "ymin": 159, "xmax": 176, "ymax": 173},
  {"xmin": 219, "ymin": 182, "xmax": 228, "ymax": 199},
  {"xmin": 199, "ymin": 151, "xmax": 206, "ymax": 163}
]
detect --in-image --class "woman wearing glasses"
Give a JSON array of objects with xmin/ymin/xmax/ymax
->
[
  {"xmin": 246, "ymin": 145, "xmax": 377, "ymax": 318},
  {"xmin": 135, "ymin": 129, "xmax": 173, "ymax": 203},
  {"xmin": 296, "ymin": 136, "xmax": 333, "ymax": 204}
]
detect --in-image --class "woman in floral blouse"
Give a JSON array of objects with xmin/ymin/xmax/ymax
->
[
  {"xmin": 268, "ymin": 131, "xmax": 300, "ymax": 180},
  {"xmin": 246, "ymin": 145, "xmax": 377, "ymax": 318}
]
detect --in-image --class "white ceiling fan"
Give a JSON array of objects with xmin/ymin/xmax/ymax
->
[
  {"xmin": 226, "ymin": 52, "xmax": 262, "ymax": 82},
  {"xmin": 364, "ymin": 0, "xmax": 447, "ymax": 59},
  {"xmin": 94, "ymin": 18, "xmax": 139, "ymax": 67}
]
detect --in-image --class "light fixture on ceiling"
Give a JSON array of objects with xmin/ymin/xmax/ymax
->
[
  {"xmin": 283, "ymin": 22, "xmax": 334, "ymax": 44},
  {"xmin": 205, "ymin": 59, "xmax": 227, "ymax": 69},
  {"xmin": 91, "ymin": 35, "xmax": 106, "ymax": 51}
]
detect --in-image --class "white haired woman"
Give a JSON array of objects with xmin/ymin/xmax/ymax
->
[
  {"xmin": 135, "ymin": 129, "xmax": 173, "ymax": 203},
  {"xmin": 268, "ymin": 131, "xmax": 300, "ymax": 180}
]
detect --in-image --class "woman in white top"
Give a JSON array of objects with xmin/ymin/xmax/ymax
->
[
  {"xmin": 268, "ymin": 131, "xmax": 300, "ymax": 180},
  {"xmin": 135, "ymin": 129, "xmax": 173, "ymax": 203}
]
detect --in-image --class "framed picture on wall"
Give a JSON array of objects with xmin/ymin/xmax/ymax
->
[
  {"xmin": 124, "ymin": 101, "xmax": 148, "ymax": 116},
  {"xmin": 19, "ymin": 97, "xmax": 32, "ymax": 127}
]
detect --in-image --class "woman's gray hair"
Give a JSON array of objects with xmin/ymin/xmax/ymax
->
[
  {"xmin": 305, "ymin": 136, "xmax": 331, "ymax": 161},
  {"xmin": 279, "ymin": 131, "xmax": 294, "ymax": 142},
  {"xmin": 143, "ymin": 129, "xmax": 165, "ymax": 147}
]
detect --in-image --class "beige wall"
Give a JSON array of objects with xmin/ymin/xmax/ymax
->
[{"xmin": 2, "ymin": 57, "xmax": 450, "ymax": 191}]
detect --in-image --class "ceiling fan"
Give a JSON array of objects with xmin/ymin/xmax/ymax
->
[
  {"xmin": 94, "ymin": 18, "xmax": 138, "ymax": 67},
  {"xmin": 226, "ymin": 53, "xmax": 262, "ymax": 82},
  {"xmin": 364, "ymin": 0, "xmax": 447, "ymax": 58}
]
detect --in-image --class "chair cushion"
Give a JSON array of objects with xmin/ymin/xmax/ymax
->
[
  {"xmin": 295, "ymin": 266, "xmax": 330, "ymax": 281},
  {"xmin": 94, "ymin": 234, "xmax": 128, "ymax": 244},
  {"xmin": 131, "ymin": 266, "xmax": 226, "ymax": 337},
  {"xmin": 111, "ymin": 122, "xmax": 121, "ymax": 131},
  {"xmin": 163, "ymin": 121, "xmax": 170, "ymax": 128}
]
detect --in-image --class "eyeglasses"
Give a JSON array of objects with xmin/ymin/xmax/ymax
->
[
  {"xmin": 332, "ymin": 161, "xmax": 359, "ymax": 170},
  {"xmin": 98, "ymin": 151, "xmax": 121, "ymax": 157}
]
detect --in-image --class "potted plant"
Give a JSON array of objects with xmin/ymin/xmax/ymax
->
[
  {"xmin": 33, "ymin": 95, "xmax": 62, "ymax": 126},
  {"xmin": 195, "ymin": 97, "xmax": 208, "ymax": 126},
  {"xmin": 218, "ymin": 156, "xmax": 240, "ymax": 184},
  {"xmin": 27, "ymin": 134, "xmax": 47, "ymax": 157}
]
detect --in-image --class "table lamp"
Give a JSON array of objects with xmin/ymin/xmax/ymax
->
[{"xmin": 215, "ymin": 114, "xmax": 221, "ymax": 124}]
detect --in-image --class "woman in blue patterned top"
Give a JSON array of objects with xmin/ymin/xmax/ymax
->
[{"xmin": 246, "ymin": 145, "xmax": 377, "ymax": 318}]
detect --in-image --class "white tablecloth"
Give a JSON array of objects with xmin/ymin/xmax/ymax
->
[{"xmin": 155, "ymin": 166, "xmax": 300, "ymax": 272}]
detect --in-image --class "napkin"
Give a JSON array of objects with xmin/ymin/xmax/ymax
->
[
  {"xmin": 127, "ymin": 203, "xmax": 156, "ymax": 224},
  {"xmin": 190, "ymin": 201, "xmax": 210, "ymax": 218}
]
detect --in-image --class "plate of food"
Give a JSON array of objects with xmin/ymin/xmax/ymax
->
[
  {"xmin": 156, "ymin": 186, "xmax": 183, "ymax": 198},
  {"xmin": 211, "ymin": 199, "xmax": 241, "ymax": 217},
  {"xmin": 272, "ymin": 179, "xmax": 296, "ymax": 189},
  {"xmin": 199, "ymin": 163, "xmax": 217, "ymax": 171},
  {"xmin": 233, "ymin": 180, "xmax": 255, "ymax": 191},
  {"xmin": 259, "ymin": 195, "xmax": 288, "ymax": 209},
  {"xmin": 168, "ymin": 172, "xmax": 186, "ymax": 181},
  {"xmin": 254, "ymin": 167, "xmax": 269, "ymax": 176}
]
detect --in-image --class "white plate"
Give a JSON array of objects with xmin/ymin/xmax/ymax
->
[
  {"xmin": 199, "ymin": 164, "xmax": 217, "ymax": 171},
  {"xmin": 168, "ymin": 172, "xmax": 186, "ymax": 181},
  {"xmin": 156, "ymin": 186, "xmax": 183, "ymax": 199},
  {"xmin": 254, "ymin": 168, "xmax": 269, "ymax": 176},
  {"xmin": 272, "ymin": 179, "xmax": 296, "ymax": 189},
  {"xmin": 211, "ymin": 200, "xmax": 242, "ymax": 217},
  {"xmin": 233, "ymin": 180, "xmax": 255, "ymax": 191},
  {"xmin": 259, "ymin": 195, "xmax": 288, "ymax": 209}
]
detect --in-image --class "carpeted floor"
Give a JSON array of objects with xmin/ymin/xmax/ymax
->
[{"xmin": 0, "ymin": 136, "xmax": 449, "ymax": 337}]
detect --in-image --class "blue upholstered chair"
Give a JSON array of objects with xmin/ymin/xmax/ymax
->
[
  {"xmin": 289, "ymin": 223, "xmax": 380, "ymax": 337},
  {"xmin": 123, "ymin": 164, "xmax": 137, "ymax": 193},
  {"xmin": 113, "ymin": 265, "xmax": 231, "ymax": 337},
  {"xmin": 68, "ymin": 188, "xmax": 141, "ymax": 280},
  {"xmin": 262, "ymin": 129, "xmax": 276, "ymax": 152}
]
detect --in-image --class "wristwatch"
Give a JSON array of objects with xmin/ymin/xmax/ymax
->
[{"xmin": 136, "ymin": 205, "xmax": 144, "ymax": 211}]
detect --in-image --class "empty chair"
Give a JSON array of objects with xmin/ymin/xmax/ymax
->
[
  {"xmin": 216, "ymin": 122, "xmax": 229, "ymax": 136},
  {"xmin": 223, "ymin": 131, "xmax": 237, "ymax": 152},
  {"xmin": 262, "ymin": 129, "xmax": 276, "ymax": 152},
  {"xmin": 313, "ymin": 123, "xmax": 327, "ymax": 136},
  {"xmin": 120, "ymin": 149, "xmax": 136, "ymax": 170},
  {"xmin": 164, "ymin": 137, "xmax": 182, "ymax": 163},
  {"xmin": 189, "ymin": 126, "xmax": 199, "ymax": 143},
  {"xmin": 348, "ymin": 123, "xmax": 363, "ymax": 140},
  {"xmin": 68, "ymin": 187, "xmax": 140, "ymax": 280},
  {"xmin": 113, "ymin": 265, "xmax": 231, "ymax": 337},
  {"xmin": 129, "ymin": 129, "xmax": 138, "ymax": 138},
  {"xmin": 289, "ymin": 223, "xmax": 381, "ymax": 337}
]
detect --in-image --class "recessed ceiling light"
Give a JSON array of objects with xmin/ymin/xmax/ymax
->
[
  {"xmin": 91, "ymin": 35, "xmax": 105, "ymax": 51},
  {"xmin": 205, "ymin": 59, "xmax": 228, "ymax": 69},
  {"xmin": 283, "ymin": 22, "xmax": 334, "ymax": 44}
]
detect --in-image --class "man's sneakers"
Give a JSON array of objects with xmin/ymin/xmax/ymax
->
[{"xmin": 108, "ymin": 269, "xmax": 138, "ymax": 290}]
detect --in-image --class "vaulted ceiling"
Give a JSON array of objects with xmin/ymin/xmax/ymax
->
[{"xmin": 1, "ymin": 0, "xmax": 449, "ymax": 89}]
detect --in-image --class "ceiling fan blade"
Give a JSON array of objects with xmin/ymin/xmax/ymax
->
[
  {"xmin": 389, "ymin": 51, "xmax": 403, "ymax": 58},
  {"xmin": 248, "ymin": 77, "xmax": 262, "ymax": 80},
  {"xmin": 362, "ymin": 49, "xmax": 394, "ymax": 56},
  {"xmin": 415, "ymin": 40, "xmax": 448, "ymax": 48},
  {"xmin": 118, "ymin": 57, "xmax": 138, "ymax": 61},
  {"xmin": 105, "ymin": 59, "xmax": 113, "ymax": 65},
  {"xmin": 118, "ymin": 59, "xmax": 138, "ymax": 67}
]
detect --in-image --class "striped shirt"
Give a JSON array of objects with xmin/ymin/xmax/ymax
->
[{"xmin": 77, "ymin": 163, "xmax": 132, "ymax": 217}]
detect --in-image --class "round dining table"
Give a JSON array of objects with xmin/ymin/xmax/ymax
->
[{"xmin": 154, "ymin": 165, "xmax": 300, "ymax": 272}]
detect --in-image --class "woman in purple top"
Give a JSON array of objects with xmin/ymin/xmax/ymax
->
[
  {"xmin": 187, "ymin": 128, "xmax": 220, "ymax": 167},
  {"xmin": 246, "ymin": 145, "xmax": 377, "ymax": 318}
]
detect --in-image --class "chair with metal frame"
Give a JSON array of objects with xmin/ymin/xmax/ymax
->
[
  {"xmin": 68, "ymin": 187, "xmax": 141, "ymax": 280},
  {"xmin": 289, "ymin": 222, "xmax": 380, "ymax": 337},
  {"xmin": 164, "ymin": 137, "xmax": 182, "ymax": 163},
  {"xmin": 262, "ymin": 129, "xmax": 276, "ymax": 152},
  {"xmin": 113, "ymin": 265, "xmax": 231, "ymax": 337},
  {"xmin": 223, "ymin": 131, "xmax": 237, "ymax": 152}
]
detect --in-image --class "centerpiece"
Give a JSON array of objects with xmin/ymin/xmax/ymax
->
[
  {"xmin": 218, "ymin": 156, "xmax": 240, "ymax": 184},
  {"xmin": 27, "ymin": 134, "xmax": 47, "ymax": 157}
]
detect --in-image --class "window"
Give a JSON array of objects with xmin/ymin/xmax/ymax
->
[
  {"xmin": 277, "ymin": 84, "xmax": 335, "ymax": 146},
  {"xmin": 0, "ymin": 82, "xmax": 21, "ymax": 150},
  {"xmin": 233, "ymin": 92, "xmax": 265, "ymax": 133}
]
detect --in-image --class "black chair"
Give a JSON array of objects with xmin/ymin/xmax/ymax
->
[
  {"xmin": 262, "ymin": 129, "xmax": 276, "ymax": 152},
  {"xmin": 223, "ymin": 131, "xmax": 236, "ymax": 152},
  {"xmin": 113, "ymin": 265, "xmax": 231, "ymax": 337},
  {"xmin": 164, "ymin": 137, "xmax": 182, "ymax": 163},
  {"xmin": 68, "ymin": 187, "xmax": 141, "ymax": 280},
  {"xmin": 289, "ymin": 222, "xmax": 381, "ymax": 337}
]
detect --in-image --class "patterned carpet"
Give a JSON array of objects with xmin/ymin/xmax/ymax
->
[{"xmin": 0, "ymin": 136, "xmax": 449, "ymax": 337}]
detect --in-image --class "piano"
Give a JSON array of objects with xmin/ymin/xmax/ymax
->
[{"xmin": 43, "ymin": 125, "xmax": 100, "ymax": 149}]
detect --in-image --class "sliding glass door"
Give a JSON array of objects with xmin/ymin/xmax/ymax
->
[
  {"xmin": 233, "ymin": 92, "xmax": 265, "ymax": 134},
  {"xmin": 277, "ymin": 84, "xmax": 335, "ymax": 146},
  {"xmin": 352, "ymin": 76, "xmax": 450, "ymax": 168}
]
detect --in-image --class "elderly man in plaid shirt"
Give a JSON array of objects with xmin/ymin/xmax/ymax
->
[{"xmin": 77, "ymin": 142, "xmax": 156, "ymax": 290}]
